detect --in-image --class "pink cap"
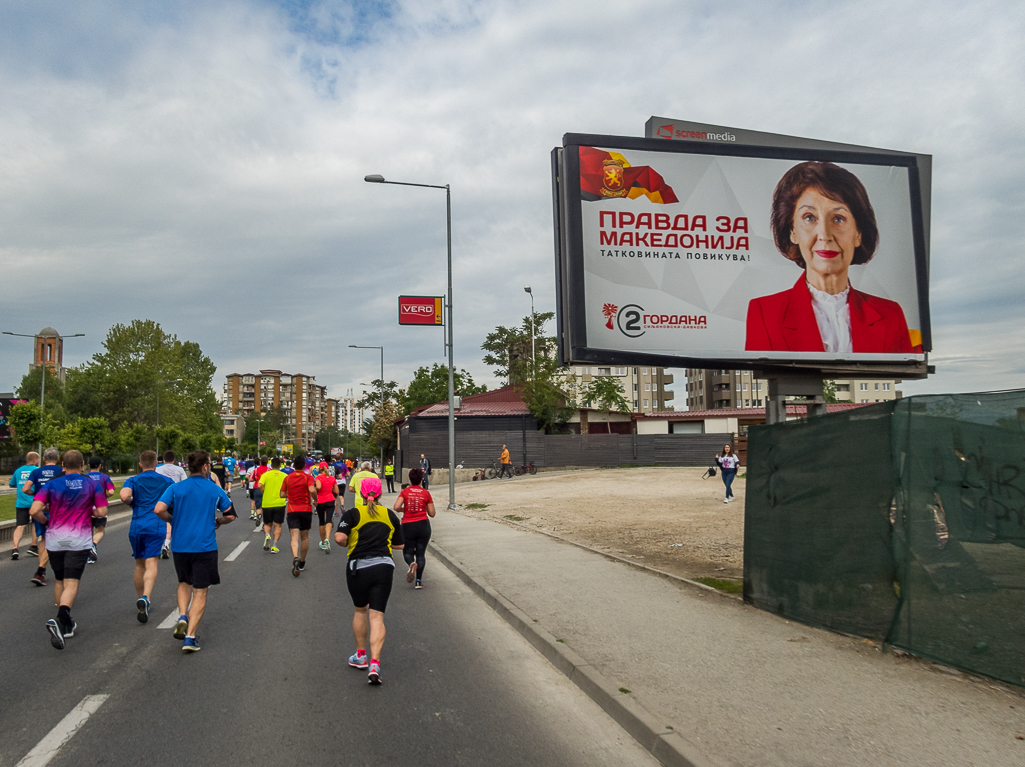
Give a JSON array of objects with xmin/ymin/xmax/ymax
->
[{"xmin": 361, "ymin": 477, "xmax": 382, "ymax": 500}]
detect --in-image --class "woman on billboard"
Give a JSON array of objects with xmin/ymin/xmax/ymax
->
[{"xmin": 745, "ymin": 161, "xmax": 916, "ymax": 354}]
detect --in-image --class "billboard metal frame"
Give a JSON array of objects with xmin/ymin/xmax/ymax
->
[
  {"xmin": 397, "ymin": 295, "xmax": 444, "ymax": 326},
  {"xmin": 552, "ymin": 132, "xmax": 932, "ymax": 379}
]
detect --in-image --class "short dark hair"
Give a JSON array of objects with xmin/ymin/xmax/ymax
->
[
  {"xmin": 163, "ymin": 450, "xmax": 176, "ymax": 463},
  {"xmin": 260, "ymin": 455, "xmax": 268, "ymax": 466},
  {"xmin": 770, "ymin": 161, "xmax": 879, "ymax": 269},
  {"xmin": 187, "ymin": 450, "xmax": 210, "ymax": 474},
  {"xmin": 140, "ymin": 450, "xmax": 158, "ymax": 469},
  {"xmin": 293, "ymin": 455, "xmax": 306, "ymax": 470},
  {"xmin": 408, "ymin": 468, "xmax": 423, "ymax": 486},
  {"xmin": 62, "ymin": 449, "xmax": 85, "ymax": 470},
  {"xmin": 89, "ymin": 456, "xmax": 103, "ymax": 469},
  {"xmin": 271, "ymin": 457, "xmax": 281, "ymax": 469}
]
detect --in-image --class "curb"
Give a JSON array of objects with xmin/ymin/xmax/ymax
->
[{"xmin": 429, "ymin": 539, "xmax": 716, "ymax": 767}]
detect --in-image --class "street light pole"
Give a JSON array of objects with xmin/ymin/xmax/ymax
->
[
  {"xmin": 364, "ymin": 174, "xmax": 457, "ymax": 510},
  {"xmin": 524, "ymin": 286, "xmax": 535, "ymax": 380},
  {"xmin": 3, "ymin": 330, "xmax": 84, "ymax": 453},
  {"xmin": 350, "ymin": 345, "xmax": 385, "ymax": 475}
]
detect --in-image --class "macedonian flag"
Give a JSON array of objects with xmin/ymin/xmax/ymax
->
[{"xmin": 579, "ymin": 146, "xmax": 679, "ymax": 204}]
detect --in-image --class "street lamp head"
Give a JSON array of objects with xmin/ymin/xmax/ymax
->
[
  {"xmin": 364, "ymin": 174, "xmax": 385, "ymax": 183},
  {"xmin": 524, "ymin": 286, "xmax": 532, "ymax": 294},
  {"xmin": 348, "ymin": 345, "xmax": 357, "ymax": 348}
]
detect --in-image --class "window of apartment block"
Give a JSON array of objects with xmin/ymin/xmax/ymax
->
[
  {"xmin": 642, "ymin": 368, "xmax": 648, "ymax": 375},
  {"xmin": 874, "ymin": 383, "xmax": 879, "ymax": 390},
  {"xmin": 615, "ymin": 367, "xmax": 626, "ymax": 375},
  {"xmin": 883, "ymin": 383, "xmax": 891, "ymax": 391},
  {"xmin": 633, "ymin": 383, "xmax": 638, "ymax": 392},
  {"xmin": 643, "ymin": 399, "xmax": 649, "ymax": 408},
  {"xmin": 743, "ymin": 383, "xmax": 748, "ymax": 391},
  {"xmin": 644, "ymin": 383, "xmax": 650, "ymax": 391},
  {"xmin": 597, "ymin": 367, "xmax": 611, "ymax": 375},
  {"xmin": 860, "ymin": 383, "xmax": 869, "ymax": 391}
]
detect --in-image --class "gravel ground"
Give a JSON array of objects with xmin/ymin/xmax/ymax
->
[{"xmin": 453, "ymin": 466, "xmax": 745, "ymax": 581}]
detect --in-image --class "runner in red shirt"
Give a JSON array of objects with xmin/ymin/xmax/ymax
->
[
  {"xmin": 393, "ymin": 468, "xmax": 436, "ymax": 590},
  {"xmin": 314, "ymin": 466, "xmax": 340, "ymax": 555},
  {"xmin": 281, "ymin": 456, "xmax": 316, "ymax": 577},
  {"xmin": 251, "ymin": 457, "xmax": 270, "ymax": 522}
]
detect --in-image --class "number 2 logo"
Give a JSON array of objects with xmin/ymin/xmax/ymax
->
[{"xmin": 617, "ymin": 304, "xmax": 645, "ymax": 338}]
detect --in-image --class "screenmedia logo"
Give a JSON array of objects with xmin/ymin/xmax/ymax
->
[
  {"xmin": 602, "ymin": 303, "xmax": 707, "ymax": 338},
  {"xmin": 655, "ymin": 124, "xmax": 736, "ymax": 142}
]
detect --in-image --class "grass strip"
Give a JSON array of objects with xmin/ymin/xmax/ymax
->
[{"xmin": 694, "ymin": 577, "xmax": 743, "ymax": 594}]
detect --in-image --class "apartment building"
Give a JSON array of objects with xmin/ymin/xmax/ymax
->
[
  {"xmin": 568, "ymin": 366, "xmax": 674, "ymax": 414},
  {"xmin": 684, "ymin": 369, "xmax": 901, "ymax": 409},
  {"xmin": 338, "ymin": 393, "xmax": 364, "ymax": 434},
  {"xmin": 222, "ymin": 370, "xmax": 339, "ymax": 451}
]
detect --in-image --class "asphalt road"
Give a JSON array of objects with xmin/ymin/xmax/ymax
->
[{"xmin": 0, "ymin": 487, "xmax": 657, "ymax": 767}]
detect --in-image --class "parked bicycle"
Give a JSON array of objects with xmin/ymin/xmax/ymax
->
[
  {"xmin": 484, "ymin": 460, "xmax": 502, "ymax": 479},
  {"xmin": 514, "ymin": 461, "xmax": 537, "ymax": 476}
]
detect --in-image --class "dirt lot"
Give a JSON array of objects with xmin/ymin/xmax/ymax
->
[{"xmin": 452, "ymin": 466, "xmax": 745, "ymax": 582}]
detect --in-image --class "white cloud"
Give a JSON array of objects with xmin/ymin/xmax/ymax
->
[{"xmin": 0, "ymin": 0, "xmax": 1022, "ymax": 404}]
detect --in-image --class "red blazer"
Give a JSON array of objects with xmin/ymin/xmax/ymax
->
[{"xmin": 745, "ymin": 275, "xmax": 917, "ymax": 354}]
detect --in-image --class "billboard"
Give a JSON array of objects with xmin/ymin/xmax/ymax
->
[
  {"xmin": 0, "ymin": 398, "xmax": 21, "ymax": 442},
  {"xmin": 398, "ymin": 296, "xmax": 443, "ymax": 326},
  {"xmin": 552, "ymin": 131, "xmax": 931, "ymax": 376}
]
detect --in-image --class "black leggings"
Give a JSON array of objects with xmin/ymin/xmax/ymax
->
[{"xmin": 401, "ymin": 520, "xmax": 431, "ymax": 581}]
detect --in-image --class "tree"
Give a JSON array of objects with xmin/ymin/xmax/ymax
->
[
  {"xmin": 482, "ymin": 311, "xmax": 555, "ymax": 385},
  {"xmin": 522, "ymin": 355, "xmax": 575, "ymax": 434},
  {"xmin": 400, "ymin": 364, "xmax": 487, "ymax": 413},
  {"xmin": 356, "ymin": 380, "xmax": 401, "ymax": 412},
  {"xmin": 822, "ymin": 380, "xmax": 838, "ymax": 404},
  {"xmin": 76, "ymin": 417, "xmax": 111, "ymax": 456},
  {"xmin": 8, "ymin": 402, "xmax": 59, "ymax": 449},
  {"xmin": 66, "ymin": 319, "xmax": 221, "ymax": 435},
  {"xmin": 582, "ymin": 376, "xmax": 631, "ymax": 433},
  {"xmin": 367, "ymin": 401, "xmax": 402, "ymax": 457},
  {"xmin": 17, "ymin": 366, "xmax": 66, "ymax": 409}
]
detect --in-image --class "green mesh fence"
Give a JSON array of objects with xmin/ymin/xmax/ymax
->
[{"xmin": 745, "ymin": 391, "xmax": 1025, "ymax": 687}]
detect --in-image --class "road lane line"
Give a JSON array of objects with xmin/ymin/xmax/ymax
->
[
  {"xmin": 156, "ymin": 609, "xmax": 179, "ymax": 630},
  {"xmin": 16, "ymin": 694, "xmax": 109, "ymax": 767},
  {"xmin": 224, "ymin": 540, "xmax": 250, "ymax": 562},
  {"xmin": 252, "ymin": 524, "xmax": 263, "ymax": 533}
]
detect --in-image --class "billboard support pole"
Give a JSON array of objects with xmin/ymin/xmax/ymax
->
[{"xmin": 765, "ymin": 375, "xmax": 827, "ymax": 424}]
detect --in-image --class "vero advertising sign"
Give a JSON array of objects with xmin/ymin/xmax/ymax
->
[{"xmin": 398, "ymin": 295, "xmax": 443, "ymax": 326}]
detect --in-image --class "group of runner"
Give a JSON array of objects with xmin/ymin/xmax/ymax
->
[{"xmin": 10, "ymin": 446, "xmax": 436, "ymax": 685}]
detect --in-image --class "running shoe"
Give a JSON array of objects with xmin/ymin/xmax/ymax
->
[
  {"xmin": 324, "ymin": 540, "xmax": 331, "ymax": 555},
  {"xmin": 136, "ymin": 596, "xmax": 150, "ymax": 624},
  {"xmin": 414, "ymin": 580, "xmax": 423, "ymax": 590},
  {"xmin": 173, "ymin": 614, "xmax": 189, "ymax": 640},
  {"xmin": 724, "ymin": 498, "xmax": 729, "ymax": 504},
  {"xmin": 160, "ymin": 544, "xmax": 170, "ymax": 560},
  {"xmin": 87, "ymin": 547, "xmax": 97, "ymax": 564},
  {"xmin": 298, "ymin": 560, "xmax": 306, "ymax": 571},
  {"xmin": 264, "ymin": 534, "xmax": 271, "ymax": 551},
  {"xmin": 182, "ymin": 636, "xmax": 201, "ymax": 653},
  {"xmin": 10, "ymin": 548, "xmax": 18, "ymax": 560},
  {"xmin": 46, "ymin": 619, "xmax": 65, "ymax": 650},
  {"xmin": 31, "ymin": 572, "xmax": 47, "ymax": 587},
  {"xmin": 27, "ymin": 544, "xmax": 39, "ymax": 557},
  {"xmin": 62, "ymin": 619, "xmax": 77, "ymax": 638},
  {"xmin": 348, "ymin": 651, "xmax": 368, "ymax": 669},
  {"xmin": 270, "ymin": 545, "xmax": 279, "ymax": 553},
  {"xmin": 406, "ymin": 561, "xmax": 417, "ymax": 583},
  {"xmin": 368, "ymin": 660, "xmax": 382, "ymax": 685},
  {"xmin": 292, "ymin": 557, "xmax": 301, "ymax": 577},
  {"xmin": 318, "ymin": 540, "xmax": 326, "ymax": 551}
]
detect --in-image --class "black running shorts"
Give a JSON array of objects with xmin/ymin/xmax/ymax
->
[
  {"xmin": 91, "ymin": 516, "xmax": 107, "ymax": 528},
  {"xmin": 173, "ymin": 550, "xmax": 221, "ymax": 589},
  {"xmin": 15, "ymin": 506, "xmax": 31, "ymax": 526},
  {"xmin": 345, "ymin": 562, "xmax": 394, "ymax": 612},
  {"xmin": 49, "ymin": 549, "xmax": 89, "ymax": 581},
  {"xmin": 262, "ymin": 505, "xmax": 285, "ymax": 525},
  {"xmin": 286, "ymin": 511, "xmax": 313, "ymax": 531},
  {"xmin": 316, "ymin": 502, "xmax": 335, "ymax": 526}
]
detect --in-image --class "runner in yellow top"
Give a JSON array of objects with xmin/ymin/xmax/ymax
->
[
  {"xmin": 257, "ymin": 457, "xmax": 287, "ymax": 553},
  {"xmin": 348, "ymin": 462, "xmax": 378, "ymax": 510},
  {"xmin": 384, "ymin": 460, "xmax": 395, "ymax": 493},
  {"xmin": 499, "ymin": 444, "xmax": 513, "ymax": 479}
]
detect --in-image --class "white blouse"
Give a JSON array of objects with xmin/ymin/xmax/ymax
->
[{"xmin": 807, "ymin": 281, "xmax": 852, "ymax": 353}]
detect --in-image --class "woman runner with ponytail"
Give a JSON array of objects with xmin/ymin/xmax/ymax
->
[
  {"xmin": 334, "ymin": 477, "xmax": 404, "ymax": 685},
  {"xmin": 394, "ymin": 468, "xmax": 435, "ymax": 589}
]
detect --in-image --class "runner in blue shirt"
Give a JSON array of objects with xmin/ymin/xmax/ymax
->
[
  {"xmin": 120, "ymin": 450, "xmax": 173, "ymax": 623},
  {"xmin": 8, "ymin": 451, "xmax": 40, "ymax": 560},
  {"xmin": 155, "ymin": 450, "xmax": 236, "ymax": 653},
  {"xmin": 86, "ymin": 457, "xmax": 116, "ymax": 563},
  {"xmin": 24, "ymin": 448, "xmax": 64, "ymax": 587}
]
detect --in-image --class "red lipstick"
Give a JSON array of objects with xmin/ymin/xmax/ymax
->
[{"xmin": 815, "ymin": 250, "xmax": 840, "ymax": 259}]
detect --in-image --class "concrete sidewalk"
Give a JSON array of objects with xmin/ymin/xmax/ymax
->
[{"xmin": 429, "ymin": 511, "xmax": 1024, "ymax": 767}]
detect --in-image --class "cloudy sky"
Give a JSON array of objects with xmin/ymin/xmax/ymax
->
[{"xmin": 1, "ymin": 0, "xmax": 1022, "ymax": 405}]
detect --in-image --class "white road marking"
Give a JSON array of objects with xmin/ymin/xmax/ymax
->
[
  {"xmin": 224, "ymin": 540, "xmax": 250, "ymax": 562},
  {"xmin": 16, "ymin": 694, "xmax": 109, "ymax": 767},
  {"xmin": 252, "ymin": 524, "xmax": 263, "ymax": 533},
  {"xmin": 156, "ymin": 609, "xmax": 180, "ymax": 630}
]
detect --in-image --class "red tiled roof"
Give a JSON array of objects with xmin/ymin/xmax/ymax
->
[
  {"xmin": 412, "ymin": 385, "xmax": 532, "ymax": 418},
  {"xmin": 638, "ymin": 403, "xmax": 872, "ymax": 420}
]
